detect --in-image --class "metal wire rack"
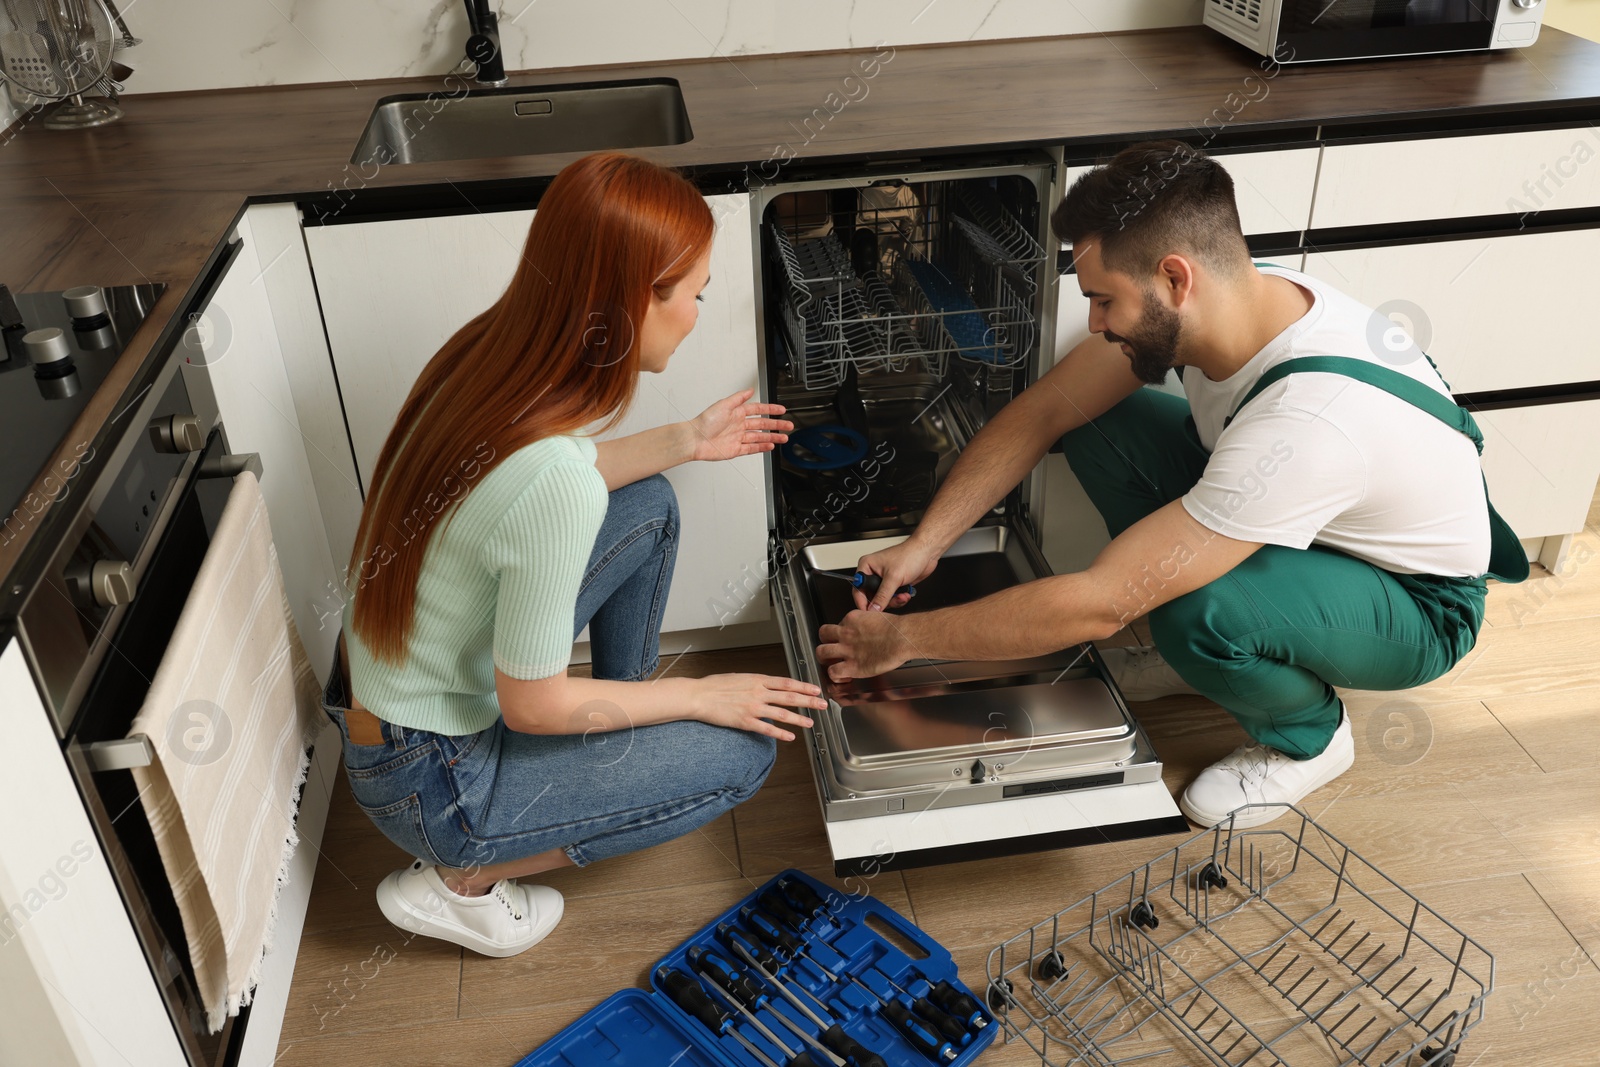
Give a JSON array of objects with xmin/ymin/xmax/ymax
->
[
  {"xmin": 985, "ymin": 805, "xmax": 1494, "ymax": 1067},
  {"xmin": 769, "ymin": 188, "xmax": 1045, "ymax": 391}
]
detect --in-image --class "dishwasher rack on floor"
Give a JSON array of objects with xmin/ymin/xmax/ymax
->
[{"xmin": 985, "ymin": 805, "xmax": 1494, "ymax": 1067}]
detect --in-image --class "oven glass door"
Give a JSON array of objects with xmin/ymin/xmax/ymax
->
[
  {"xmin": 69, "ymin": 426, "xmax": 240, "ymax": 1065},
  {"xmin": 1277, "ymin": 0, "xmax": 1495, "ymax": 60}
]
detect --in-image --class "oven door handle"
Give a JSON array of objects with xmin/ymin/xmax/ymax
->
[
  {"xmin": 87, "ymin": 733, "xmax": 155, "ymax": 770},
  {"xmin": 197, "ymin": 450, "xmax": 263, "ymax": 480}
]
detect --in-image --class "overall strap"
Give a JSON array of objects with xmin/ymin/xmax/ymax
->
[
  {"xmin": 1224, "ymin": 356, "xmax": 1483, "ymax": 453},
  {"xmin": 1221, "ymin": 355, "xmax": 1527, "ymax": 584}
]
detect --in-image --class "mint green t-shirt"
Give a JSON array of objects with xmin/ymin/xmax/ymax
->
[{"xmin": 343, "ymin": 434, "xmax": 608, "ymax": 735}]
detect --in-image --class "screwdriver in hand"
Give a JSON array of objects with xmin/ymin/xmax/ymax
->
[{"xmin": 816, "ymin": 569, "xmax": 916, "ymax": 600}]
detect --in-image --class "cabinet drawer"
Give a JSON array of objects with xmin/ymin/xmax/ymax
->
[
  {"xmin": 1303, "ymin": 228, "xmax": 1600, "ymax": 394},
  {"xmin": 1066, "ymin": 146, "xmax": 1319, "ymax": 239},
  {"xmin": 1478, "ymin": 401, "xmax": 1600, "ymax": 541},
  {"xmin": 1312, "ymin": 127, "xmax": 1600, "ymax": 230}
]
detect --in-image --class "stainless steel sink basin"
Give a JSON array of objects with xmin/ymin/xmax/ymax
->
[{"xmin": 350, "ymin": 78, "xmax": 692, "ymax": 166}]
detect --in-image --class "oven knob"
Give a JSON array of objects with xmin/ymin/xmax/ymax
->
[
  {"xmin": 63, "ymin": 285, "xmax": 109, "ymax": 326},
  {"xmin": 22, "ymin": 327, "xmax": 71, "ymax": 365},
  {"xmin": 149, "ymin": 413, "xmax": 206, "ymax": 453},
  {"xmin": 89, "ymin": 560, "xmax": 136, "ymax": 607}
]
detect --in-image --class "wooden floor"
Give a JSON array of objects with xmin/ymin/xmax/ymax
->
[{"xmin": 276, "ymin": 495, "xmax": 1600, "ymax": 1067}]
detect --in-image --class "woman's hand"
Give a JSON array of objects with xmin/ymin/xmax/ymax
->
[
  {"xmin": 816, "ymin": 610, "xmax": 915, "ymax": 682},
  {"xmin": 686, "ymin": 389, "xmax": 793, "ymax": 463},
  {"xmin": 852, "ymin": 537, "xmax": 941, "ymax": 612},
  {"xmin": 691, "ymin": 673, "xmax": 827, "ymax": 741}
]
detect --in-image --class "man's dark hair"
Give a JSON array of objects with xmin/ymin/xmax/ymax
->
[{"xmin": 1051, "ymin": 141, "xmax": 1250, "ymax": 277}]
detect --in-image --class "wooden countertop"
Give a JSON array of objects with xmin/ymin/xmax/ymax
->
[
  {"xmin": 2, "ymin": 24, "xmax": 1599, "ymax": 584},
  {"xmin": 7, "ymin": 26, "xmax": 1600, "ymax": 293}
]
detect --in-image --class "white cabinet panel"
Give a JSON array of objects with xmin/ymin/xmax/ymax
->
[
  {"xmin": 0, "ymin": 640, "xmax": 185, "ymax": 1066},
  {"xmin": 180, "ymin": 212, "xmax": 343, "ymax": 677},
  {"xmin": 305, "ymin": 194, "xmax": 767, "ymax": 633},
  {"xmin": 1477, "ymin": 401, "xmax": 1600, "ymax": 542},
  {"xmin": 305, "ymin": 209, "xmax": 536, "ymax": 483},
  {"xmin": 1303, "ymin": 229, "xmax": 1600, "ymax": 394},
  {"xmin": 1066, "ymin": 146, "xmax": 1319, "ymax": 238},
  {"xmin": 1312, "ymin": 127, "xmax": 1600, "ymax": 229}
]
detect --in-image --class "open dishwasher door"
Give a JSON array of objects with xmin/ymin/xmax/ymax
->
[{"xmin": 753, "ymin": 155, "xmax": 1188, "ymax": 875}]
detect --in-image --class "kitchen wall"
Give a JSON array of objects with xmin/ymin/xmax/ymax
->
[
  {"xmin": 1547, "ymin": 0, "xmax": 1600, "ymax": 41},
  {"xmin": 54, "ymin": 0, "xmax": 1205, "ymax": 96},
  {"xmin": 7, "ymin": 2, "xmax": 1598, "ymax": 144}
]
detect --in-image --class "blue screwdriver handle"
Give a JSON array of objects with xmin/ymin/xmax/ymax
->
[{"xmin": 852, "ymin": 571, "xmax": 915, "ymax": 599}]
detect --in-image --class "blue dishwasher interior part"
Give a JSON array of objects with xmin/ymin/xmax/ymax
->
[{"xmin": 515, "ymin": 868, "xmax": 996, "ymax": 1067}]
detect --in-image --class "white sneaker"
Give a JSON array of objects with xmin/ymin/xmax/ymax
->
[
  {"xmin": 1101, "ymin": 644, "xmax": 1199, "ymax": 701},
  {"xmin": 1180, "ymin": 705, "xmax": 1355, "ymax": 829},
  {"xmin": 375, "ymin": 859, "xmax": 564, "ymax": 958}
]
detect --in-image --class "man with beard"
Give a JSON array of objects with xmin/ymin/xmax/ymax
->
[{"xmin": 816, "ymin": 141, "xmax": 1525, "ymax": 828}]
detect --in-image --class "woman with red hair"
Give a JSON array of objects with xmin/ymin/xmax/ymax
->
[{"xmin": 321, "ymin": 153, "xmax": 825, "ymax": 957}]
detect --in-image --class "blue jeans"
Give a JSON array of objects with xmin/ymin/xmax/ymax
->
[{"xmin": 323, "ymin": 474, "xmax": 776, "ymax": 869}]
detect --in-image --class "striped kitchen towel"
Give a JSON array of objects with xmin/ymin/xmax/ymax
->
[{"xmin": 130, "ymin": 470, "xmax": 322, "ymax": 1032}]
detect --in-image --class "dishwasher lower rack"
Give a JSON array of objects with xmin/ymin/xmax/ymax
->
[{"xmin": 985, "ymin": 806, "xmax": 1493, "ymax": 1067}]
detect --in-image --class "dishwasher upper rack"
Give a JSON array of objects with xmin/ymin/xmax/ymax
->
[
  {"xmin": 769, "ymin": 190, "xmax": 1045, "ymax": 391},
  {"xmin": 985, "ymin": 804, "xmax": 1493, "ymax": 1067}
]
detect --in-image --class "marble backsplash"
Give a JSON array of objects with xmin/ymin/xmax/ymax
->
[{"xmin": 104, "ymin": 0, "xmax": 1203, "ymax": 94}]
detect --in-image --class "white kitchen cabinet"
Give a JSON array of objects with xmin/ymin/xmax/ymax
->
[
  {"xmin": 1302, "ymin": 228, "xmax": 1600, "ymax": 394},
  {"xmin": 179, "ymin": 210, "xmax": 344, "ymax": 678},
  {"xmin": 1066, "ymin": 145, "xmax": 1320, "ymax": 238},
  {"xmin": 1312, "ymin": 126, "xmax": 1600, "ymax": 230},
  {"xmin": 0, "ymin": 639, "xmax": 185, "ymax": 1066},
  {"xmin": 1475, "ymin": 401, "xmax": 1600, "ymax": 545},
  {"xmin": 304, "ymin": 193, "xmax": 770, "ymax": 636}
]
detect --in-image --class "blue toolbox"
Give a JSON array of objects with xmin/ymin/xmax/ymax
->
[{"xmin": 515, "ymin": 869, "xmax": 996, "ymax": 1067}]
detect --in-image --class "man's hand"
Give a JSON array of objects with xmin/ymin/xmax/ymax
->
[
  {"xmin": 816, "ymin": 609, "xmax": 915, "ymax": 682},
  {"xmin": 853, "ymin": 538, "xmax": 940, "ymax": 612}
]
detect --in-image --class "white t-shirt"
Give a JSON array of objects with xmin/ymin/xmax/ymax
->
[{"xmin": 1179, "ymin": 265, "xmax": 1491, "ymax": 578}]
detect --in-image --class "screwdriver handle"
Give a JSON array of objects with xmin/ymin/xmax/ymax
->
[
  {"xmin": 757, "ymin": 887, "xmax": 812, "ymax": 933},
  {"xmin": 790, "ymin": 1054, "xmax": 828, "ymax": 1067},
  {"xmin": 910, "ymin": 994, "xmax": 970, "ymax": 1046},
  {"xmin": 719, "ymin": 922, "xmax": 785, "ymax": 976},
  {"xmin": 852, "ymin": 572, "xmax": 915, "ymax": 599},
  {"xmin": 688, "ymin": 946, "xmax": 767, "ymax": 1010},
  {"xmin": 884, "ymin": 999, "xmax": 955, "ymax": 1062},
  {"xmin": 776, "ymin": 876, "xmax": 830, "ymax": 918},
  {"xmin": 928, "ymin": 979, "xmax": 988, "ymax": 1030},
  {"xmin": 741, "ymin": 905, "xmax": 803, "ymax": 958},
  {"xmin": 658, "ymin": 967, "xmax": 729, "ymax": 1034},
  {"xmin": 822, "ymin": 1022, "xmax": 888, "ymax": 1067}
]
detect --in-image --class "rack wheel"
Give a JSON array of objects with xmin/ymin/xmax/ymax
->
[
  {"xmin": 1035, "ymin": 950, "xmax": 1068, "ymax": 982},
  {"xmin": 1419, "ymin": 1047, "xmax": 1455, "ymax": 1067},
  {"xmin": 987, "ymin": 977, "xmax": 1014, "ymax": 1014},
  {"xmin": 1129, "ymin": 901, "xmax": 1159, "ymax": 930},
  {"xmin": 1196, "ymin": 862, "xmax": 1228, "ymax": 891}
]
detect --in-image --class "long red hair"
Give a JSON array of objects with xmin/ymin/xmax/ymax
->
[{"xmin": 348, "ymin": 152, "xmax": 713, "ymax": 664}]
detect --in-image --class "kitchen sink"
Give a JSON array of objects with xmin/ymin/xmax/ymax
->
[{"xmin": 350, "ymin": 78, "xmax": 692, "ymax": 166}]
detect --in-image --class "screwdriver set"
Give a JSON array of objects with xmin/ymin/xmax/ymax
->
[{"xmin": 515, "ymin": 869, "xmax": 995, "ymax": 1067}]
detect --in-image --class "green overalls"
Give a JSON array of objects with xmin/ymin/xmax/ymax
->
[{"xmin": 1060, "ymin": 357, "xmax": 1528, "ymax": 760}]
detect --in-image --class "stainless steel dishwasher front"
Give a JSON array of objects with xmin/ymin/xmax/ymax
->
[{"xmin": 753, "ymin": 154, "xmax": 1188, "ymax": 874}]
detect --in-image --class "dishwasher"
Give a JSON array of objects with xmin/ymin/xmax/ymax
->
[{"xmin": 752, "ymin": 152, "xmax": 1189, "ymax": 876}]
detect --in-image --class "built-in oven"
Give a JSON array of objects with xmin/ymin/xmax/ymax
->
[
  {"xmin": 1204, "ymin": 0, "xmax": 1546, "ymax": 63},
  {"xmin": 752, "ymin": 153, "xmax": 1188, "ymax": 876},
  {"xmin": 7, "ymin": 241, "xmax": 264, "ymax": 1065}
]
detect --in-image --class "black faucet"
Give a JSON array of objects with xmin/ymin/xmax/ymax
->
[{"xmin": 462, "ymin": 0, "xmax": 507, "ymax": 86}]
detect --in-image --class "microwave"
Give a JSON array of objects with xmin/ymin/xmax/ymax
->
[{"xmin": 1204, "ymin": 0, "xmax": 1545, "ymax": 63}]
